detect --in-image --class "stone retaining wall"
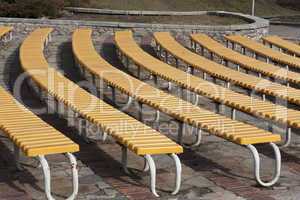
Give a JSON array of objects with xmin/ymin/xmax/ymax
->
[{"xmin": 0, "ymin": 10, "xmax": 269, "ymax": 45}]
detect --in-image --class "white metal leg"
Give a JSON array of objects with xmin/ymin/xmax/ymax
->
[
  {"xmin": 184, "ymin": 128, "xmax": 202, "ymax": 148},
  {"xmin": 262, "ymin": 94, "xmax": 266, "ymax": 101},
  {"xmin": 122, "ymin": 146, "xmax": 130, "ymax": 174},
  {"xmin": 14, "ymin": 145, "xmax": 22, "ymax": 170},
  {"xmin": 82, "ymin": 120, "xmax": 91, "ymax": 143},
  {"xmin": 194, "ymin": 94, "xmax": 199, "ymax": 106},
  {"xmin": 203, "ymin": 72, "xmax": 207, "ymax": 80},
  {"xmin": 124, "ymin": 95, "xmax": 133, "ymax": 110},
  {"xmin": 38, "ymin": 153, "xmax": 78, "ymax": 200},
  {"xmin": 168, "ymin": 82, "xmax": 172, "ymax": 91},
  {"xmin": 280, "ymin": 127, "xmax": 291, "ymax": 147},
  {"xmin": 177, "ymin": 122, "xmax": 184, "ymax": 145},
  {"xmin": 144, "ymin": 154, "xmax": 159, "ymax": 197},
  {"xmin": 102, "ymin": 132, "xmax": 108, "ymax": 142},
  {"xmin": 226, "ymin": 82, "xmax": 230, "ymax": 88},
  {"xmin": 143, "ymin": 157, "xmax": 150, "ymax": 172},
  {"xmin": 138, "ymin": 102, "xmax": 143, "ymax": 121},
  {"xmin": 65, "ymin": 153, "xmax": 79, "ymax": 200},
  {"xmin": 247, "ymin": 143, "xmax": 281, "ymax": 187},
  {"xmin": 231, "ymin": 108, "xmax": 236, "ymax": 120},
  {"xmin": 169, "ymin": 153, "xmax": 182, "ymax": 195}
]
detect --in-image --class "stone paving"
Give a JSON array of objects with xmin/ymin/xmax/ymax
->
[{"xmin": 0, "ymin": 26, "xmax": 299, "ymax": 200}]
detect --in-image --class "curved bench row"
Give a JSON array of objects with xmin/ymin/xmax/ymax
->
[
  {"xmin": 115, "ymin": 31, "xmax": 299, "ymax": 146},
  {"xmin": 153, "ymin": 32, "xmax": 300, "ymax": 107},
  {"xmin": 72, "ymin": 29, "xmax": 282, "ymax": 187},
  {"xmin": 225, "ymin": 35, "xmax": 300, "ymax": 71},
  {"xmin": 20, "ymin": 28, "xmax": 183, "ymax": 197},
  {"xmin": 190, "ymin": 33, "xmax": 300, "ymax": 87},
  {"xmin": 262, "ymin": 36, "xmax": 300, "ymax": 57}
]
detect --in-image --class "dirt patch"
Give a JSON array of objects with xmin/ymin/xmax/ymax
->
[{"xmin": 60, "ymin": 13, "xmax": 247, "ymax": 25}]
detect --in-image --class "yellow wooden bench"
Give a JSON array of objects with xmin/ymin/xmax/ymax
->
[
  {"xmin": 190, "ymin": 33, "xmax": 300, "ymax": 87},
  {"xmin": 225, "ymin": 35, "xmax": 300, "ymax": 71},
  {"xmin": 74, "ymin": 29, "xmax": 282, "ymax": 187},
  {"xmin": 153, "ymin": 32, "xmax": 300, "ymax": 107},
  {"xmin": 20, "ymin": 28, "xmax": 183, "ymax": 197},
  {"xmin": 0, "ymin": 26, "xmax": 13, "ymax": 42},
  {"xmin": 116, "ymin": 30, "xmax": 300, "ymax": 147},
  {"xmin": 0, "ymin": 86, "xmax": 79, "ymax": 200},
  {"xmin": 262, "ymin": 35, "xmax": 300, "ymax": 57}
]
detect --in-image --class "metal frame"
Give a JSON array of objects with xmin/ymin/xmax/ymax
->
[
  {"xmin": 121, "ymin": 146, "xmax": 181, "ymax": 197},
  {"xmin": 281, "ymin": 127, "xmax": 291, "ymax": 147},
  {"xmin": 247, "ymin": 143, "xmax": 281, "ymax": 187},
  {"xmin": 38, "ymin": 153, "xmax": 78, "ymax": 200},
  {"xmin": 14, "ymin": 144, "xmax": 78, "ymax": 200},
  {"xmin": 185, "ymin": 128, "xmax": 202, "ymax": 148}
]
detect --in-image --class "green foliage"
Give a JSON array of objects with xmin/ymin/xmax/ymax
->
[{"xmin": 0, "ymin": 0, "xmax": 65, "ymax": 18}]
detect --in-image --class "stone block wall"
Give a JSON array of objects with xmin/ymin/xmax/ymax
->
[{"xmin": 0, "ymin": 11, "xmax": 269, "ymax": 46}]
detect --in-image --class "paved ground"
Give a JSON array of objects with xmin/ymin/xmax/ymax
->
[
  {"xmin": 269, "ymin": 25, "xmax": 300, "ymax": 40},
  {"xmin": 0, "ymin": 25, "xmax": 299, "ymax": 200}
]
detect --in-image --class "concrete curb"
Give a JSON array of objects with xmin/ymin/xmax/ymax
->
[{"xmin": 0, "ymin": 10, "xmax": 269, "ymax": 32}]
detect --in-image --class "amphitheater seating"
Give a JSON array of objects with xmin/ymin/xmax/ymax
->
[
  {"xmin": 225, "ymin": 35, "xmax": 300, "ymax": 71},
  {"xmin": 262, "ymin": 36, "xmax": 300, "ymax": 57},
  {"xmin": 190, "ymin": 33, "xmax": 300, "ymax": 86},
  {"xmin": 20, "ymin": 28, "xmax": 183, "ymax": 197},
  {"xmin": 114, "ymin": 31, "xmax": 300, "ymax": 132},
  {"xmin": 111, "ymin": 30, "xmax": 280, "ymax": 187},
  {"xmin": 0, "ymin": 26, "xmax": 13, "ymax": 41},
  {"xmin": 153, "ymin": 32, "xmax": 300, "ymax": 107}
]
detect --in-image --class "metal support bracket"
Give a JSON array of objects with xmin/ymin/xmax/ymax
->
[
  {"xmin": 183, "ymin": 128, "xmax": 202, "ymax": 148},
  {"xmin": 247, "ymin": 143, "xmax": 281, "ymax": 187},
  {"xmin": 38, "ymin": 153, "xmax": 78, "ymax": 200},
  {"xmin": 121, "ymin": 146, "xmax": 130, "ymax": 174},
  {"xmin": 280, "ymin": 127, "xmax": 291, "ymax": 147}
]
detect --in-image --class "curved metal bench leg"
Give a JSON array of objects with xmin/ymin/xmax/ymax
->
[
  {"xmin": 38, "ymin": 153, "xmax": 78, "ymax": 200},
  {"xmin": 143, "ymin": 157, "xmax": 150, "ymax": 172},
  {"xmin": 169, "ymin": 153, "xmax": 182, "ymax": 195},
  {"xmin": 184, "ymin": 128, "xmax": 202, "ymax": 148},
  {"xmin": 154, "ymin": 110, "xmax": 160, "ymax": 122},
  {"xmin": 280, "ymin": 127, "xmax": 291, "ymax": 148},
  {"xmin": 122, "ymin": 146, "xmax": 130, "ymax": 174},
  {"xmin": 154, "ymin": 110, "xmax": 160, "ymax": 130},
  {"xmin": 247, "ymin": 143, "xmax": 281, "ymax": 187},
  {"xmin": 65, "ymin": 153, "xmax": 79, "ymax": 200},
  {"xmin": 102, "ymin": 132, "xmax": 108, "ymax": 142},
  {"xmin": 194, "ymin": 94, "xmax": 199, "ymax": 106},
  {"xmin": 122, "ymin": 96, "xmax": 133, "ymax": 111},
  {"xmin": 144, "ymin": 154, "xmax": 159, "ymax": 197},
  {"xmin": 14, "ymin": 145, "xmax": 23, "ymax": 171},
  {"xmin": 177, "ymin": 122, "xmax": 184, "ymax": 145},
  {"xmin": 168, "ymin": 82, "xmax": 172, "ymax": 91}
]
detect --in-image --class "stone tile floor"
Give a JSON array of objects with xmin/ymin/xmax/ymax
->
[{"xmin": 0, "ymin": 25, "xmax": 299, "ymax": 200}]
